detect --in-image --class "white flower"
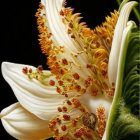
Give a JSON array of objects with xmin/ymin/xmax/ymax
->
[
  {"xmin": 1, "ymin": 62, "xmax": 111, "ymax": 139},
  {"xmin": 0, "ymin": 0, "xmax": 137, "ymax": 139}
]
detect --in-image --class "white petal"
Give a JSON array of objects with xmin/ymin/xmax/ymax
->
[
  {"xmin": 79, "ymin": 93, "xmax": 112, "ymax": 118},
  {"xmin": 41, "ymin": 0, "xmax": 92, "ymax": 80},
  {"xmin": 105, "ymin": 21, "xmax": 135, "ymax": 140},
  {"xmin": 108, "ymin": 1, "xmax": 137, "ymax": 85},
  {"xmin": 0, "ymin": 103, "xmax": 52, "ymax": 140},
  {"xmin": 2, "ymin": 62, "xmax": 65, "ymax": 120}
]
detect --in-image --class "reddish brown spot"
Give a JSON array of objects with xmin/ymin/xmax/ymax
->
[
  {"xmin": 49, "ymin": 120, "xmax": 56, "ymax": 131},
  {"xmin": 61, "ymin": 125, "xmax": 66, "ymax": 131},
  {"xmin": 62, "ymin": 58, "xmax": 68, "ymax": 65},
  {"xmin": 75, "ymin": 85, "xmax": 81, "ymax": 92},
  {"xmin": 68, "ymin": 29, "xmax": 72, "ymax": 34},
  {"xmin": 85, "ymin": 80, "xmax": 90, "ymax": 88},
  {"xmin": 72, "ymin": 119, "xmax": 77, "ymax": 127},
  {"xmin": 60, "ymin": 10, "xmax": 64, "ymax": 16},
  {"xmin": 49, "ymin": 80, "xmax": 55, "ymax": 86},
  {"xmin": 60, "ymin": 137, "xmax": 64, "ymax": 140},
  {"xmin": 91, "ymin": 88, "xmax": 98, "ymax": 96},
  {"xmin": 39, "ymin": 4, "xmax": 44, "ymax": 9},
  {"xmin": 47, "ymin": 33, "xmax": 52, "ymax": 38},
  {"xmin": 73, "ymin": 73, "xmax": 80, "ymax": 80},
  {"xmin": 102, "ymin": 70, "xmax": 107, "ymax": 76},
  {"xmin": 22, "ymin": 67, "xmax": 28, "ymax": 74},
  {"xmin": 29, "ymin": 68, "xmax": 32, "ymax": 73},
  {"xmin": 88, "ymin": 76, "xmax": 92, "ymax": 81},
  {"xmin": 35, "ymin": 75, "xmax": 39, "ymax": 80},
  {"xmin": 65, "ymin": 94, "xmax": 68, "ymax": 98},
  {"xmin": 62, "ymin": 106, "xmax": 67, "ymax": 112},
  {"xmin": 112, "ymin": 82, "xmax": 115, "ymax": 87},
  {"xmin": 95, "ymin": 52, "xmax": 102, "ymax": 58},
  {"xmin": 63, "ymin": 114, "xmax": 70, "ymax": 121},
  {"xmin": 55, "ymin": 129, "xmax": 59, "ymax": 136},
  {"xmin": 56, "ymin": 118, "xmax": 61, "ymax": 124},
  {"xmin": 103, "ymin": 83, "xmax": 108, "ymax": 90},
  {"xmin": 81, "ymin": 89, "xmax": 86, "ymax": 94},
  {"xmin": 86, "ymin": 64, "xmax": 91, "ymax": 68},
  {"xmin": 52, "ymin": 120, "xmax": 56, "ymax": 125},
  {"xmin": 37, "ymin": 65, "xmax": 43, "ymax": 71},
  {"xmin": 71, "ymin": 34, "xmax": 75, "ymax": 39},
  {"xmin": 67, "ymin": 100, "xmax": 72, "ymax": 105},
  {"xmin": 80, "ymin": 108, "xmax": 85, "ymax": 113},
  {"xmin": 58, "ymin": 80, "xmax": 63, "ymax": 86},
  {"xmin": 57, "ymin": 87, "xmax": 61, "ymax": 93},
  {"xmin": 58, "ymin": 107, "xmax": 62, "ymax": 112},
  {"xmin": 69, "ymin": 22, "xmax": 73, "ymax": 28},
  {"xmin": 74, "ymin": 131, "xmax": 82, "ymax": 138},
  {"xmin": 60, "ymin": 69, "xmax": 65, "ymax": 75},
  {"xmin": 72, "ymin": 98, "xmax": 81, "ymax": 108}
]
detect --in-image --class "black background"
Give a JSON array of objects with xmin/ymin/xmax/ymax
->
[{"xmin": 0, "ymin": 0, "xmax": 138, "ymax": 139}]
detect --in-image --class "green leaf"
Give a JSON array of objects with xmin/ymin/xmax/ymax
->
[{"xmin": 106, "ymin": 26, "xmax": 140, "ymax": 139}]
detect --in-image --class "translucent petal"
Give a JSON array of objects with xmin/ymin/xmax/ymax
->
[
  {"xmin": 0, "ymin": 103, "xmax": 52, "ymax": 140},
  {"xmin": 1, "ymin": 62, "xmax": 65, "ymax": 120}
]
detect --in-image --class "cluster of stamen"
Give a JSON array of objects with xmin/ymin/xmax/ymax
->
[
  {"xmin": 49, "ymin": 98, "xmax": 106, "ymax": 140},
  {"xmin": 35, "ymin": 1, "xmax": 119, "ymax": 98},
  {"xmin": 95, "ymin": 107, "xmax": 106, "ymax": 138},
  {"xmin": 22, "ymin": 66, "xmax": 54, "ymax": 86},
  {"xmin": 35, "ymin": 4, "xmax": 53, "ymax": 55}
]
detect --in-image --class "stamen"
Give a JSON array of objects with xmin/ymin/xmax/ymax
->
[
  {"xmin": 22, "ymin": 67, "xmax": 28, "ymax": 74},
  {"xmin": 72, "ymin": 73, "xmax": 80, "ymax": 80},
  {"xmin": 58, "ymin": 107, "xmax": 62, "ymax": 112},
  {"xmin": 63, "ymin": 114, "xmax": 71, "ymax": 121},
  {"xmin": 95, "ymin": 107, "xmax": 106, "ymax": 138},
  {"xmin": 49, "ymin": 80, "xmax": 55, "ymax": 86},
  {"xmin": 62, "ymin": 106, "xmax": 67, "ymax": 112},
  {"xmin": 61, "ymin": 125, "xmax": 66, "ymax": 131}
]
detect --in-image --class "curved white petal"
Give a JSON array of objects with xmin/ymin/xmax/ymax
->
[
  {"xmin": 108, "ymin": 1, "xmax": 137, "ymax": 85},
  {"xmin": 41, "ymin": 0, "xmax": 93, "ymax": 81},
  {"xmin": 0, "ymin": 103, "xmax": 52, "ymax": 140},
  {"xmin": 105, "ymin": 21, "xmax": 135, "ymax": 140},
  {"xmin": 1, "ymin": 62, "xmax": 65, "ymax": 120}
]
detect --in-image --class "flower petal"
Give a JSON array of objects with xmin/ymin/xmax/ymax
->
[
  {"xmin": 108, "ymin": 1, "xmax": 138, "ymax": 85},
  {"xmin": 0, "ymin": 103, "xmax": 52, "ymax": 140},
  {"xmin": 106, "ymin": 20, "xmax": 136, "ymax": 140},
  {"xmin": 79, "ymin": 93, "xmax": 112, "ymax": 118},
  {"xmin": 1, "ymin": 62, "xmax": 65, "ymax": 120},
  {"xmin": 38, "ymin": 0, "xmax": 99, "ymax": 96},
  {"xmin": 37, "ymin": 0, "xmax": 119, "ymax": 97}
]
